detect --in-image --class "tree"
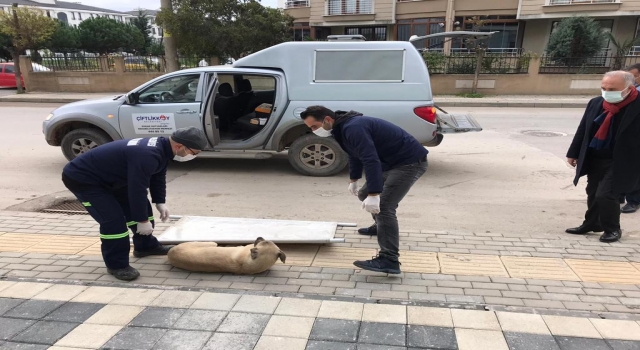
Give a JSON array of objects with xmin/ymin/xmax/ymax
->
[
  {"xmin": 546, "ymin": 16, "xmax": 605, "ymax": 66},
  {"xmin": 607, "ymin": 32, "xmax": 640, "ymax": 70},
  {"xmin": 130, "ymin": 9, "xmax": 152, "ymax": 55},
  {"xmin": 0, "ymin": 5, "xmax": 57, "ymax": 93},
  {"xmin": 0, "ymin": 32, "xmax": 12, "ymax": 61},
  {"xmin": 47, "ymin": 21, "xmax": 80, "ymax": 54},
  {"xmin": 78, "ymin": 17, "xmax": 145, "ymax": 54},
  {"xmin": 157, "ymin": 0, "xmax": 293, "ymax": 60}
]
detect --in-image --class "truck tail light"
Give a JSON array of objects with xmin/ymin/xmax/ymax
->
[{"xmin": 414, "ymin": 106, "xmax": 437, "ymax": 124}]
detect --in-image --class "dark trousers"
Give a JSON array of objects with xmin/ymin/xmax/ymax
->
[
  {"xmin": 621, "ymin": 187, "xmax": 640, "ymax": 206},
  {"xmin": 583, "ymin": 158, "xmax": 620, "ymax": 232},
  {"xmin": 62, "ymin": 174, "xmax": 159, "ymax": 269},
  {"xmin": 358, "ymin": 159, "xmax": 428, "ymax": 262}
]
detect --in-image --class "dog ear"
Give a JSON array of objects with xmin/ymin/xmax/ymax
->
[
  {"xmin": 254, "ymin": 237, "xmax": 265, "ymax": 247},
  {"xmin": 277, "ymin": 250, "xmax": 286, "ymax": 263},
  {"xmin": 250, "ymin": 248, "xmax": 258, "ymax": 259}
]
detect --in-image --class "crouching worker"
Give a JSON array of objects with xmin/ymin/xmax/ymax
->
[{"xmin": 61, "ymin": 127, "xmax": 209, "ymax": 281}]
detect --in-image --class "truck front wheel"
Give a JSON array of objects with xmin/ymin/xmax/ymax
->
[
  {"xmin": 61, "ymin": 128, "xmax": 112, "ymax": 161},
  {"xmin": 288, "ymin": 134, "xmax": 348, "ymax": 177}
]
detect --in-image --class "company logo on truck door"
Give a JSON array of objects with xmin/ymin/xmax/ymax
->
[
  {"xmin": 132, "ymin": 113, "xmax": 176, "ymax": 135},
  {"xmin": 136, "ymin": 114, "xmax": 171, "ymax": 122}
]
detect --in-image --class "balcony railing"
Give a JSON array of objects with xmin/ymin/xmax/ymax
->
[
  {"xmin": 326, "ymin": 0, "xmax": 374, "ymax": 15},
  {"xmin": 548, "ymin": 0, "xmax": 616, "ymax": 5},
  {"xmin": 285, "ymin": 0, "xmax": 310, "ymax": 8}
]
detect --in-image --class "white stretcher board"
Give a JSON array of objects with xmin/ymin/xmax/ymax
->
[{"xmin": 157, "ymin": 216, "xmax": 348, "ymax": 244}]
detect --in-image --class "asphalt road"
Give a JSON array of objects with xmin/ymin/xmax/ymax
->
[{"xmin": 1, "ymin": 102, "xmax": 638, "ymax": 238}]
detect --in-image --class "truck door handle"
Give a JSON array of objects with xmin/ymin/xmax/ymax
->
[{"xmin": 176, "ymin": 109, "xmax": 196, "ymax": 114}]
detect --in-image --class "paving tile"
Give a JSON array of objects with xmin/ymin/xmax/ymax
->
[
  {"xmin": 502, "ymin": 257, "xmax": 580, "ymax": 281},
  {"xmin": 555, "ymin": 336, "xmax": 611, "ymax": 350},
  {"xmin": 275, "ymin": 298, "xmax": 322, "ymax": 317},
  {"xmin": 455, "ymin": 329, "xmax": 508, "ymax": 350},
  {"xmin": 102, "ymin": 326, "xmax": 166, "ymax": 350},
  {"xmin": 4, "ymin": 299, "xmax": 64, "ymax": 319},
  {"xmin": 190, "ymin": 292, "xmax": 240, "ymax": 311},
  {"xmin": 70, "ymin": 286, "xmax": 124, "ymax": 304},
  {"xmin": 109, "ymin": 288, "xmax": 163, "ymax": 307},
  {"xmin": 542, "ymin": 315, "xmax": 601, "ymax": 338},
  {"xmin": 306, "ymin": 340, "xmax": 357, "ymax": 350},
  {"xmin": 130, "ymin": 307, "xmax": 185, "ymax": 328},
  {"xmin": 318, "ymin": 301, "xmax": 363, "ymax": 321},
  {"xmin": 11, "ymin": 320, "xmax": 78, "ymax": 345},
  {"xmin": 398, "ymin": 251, "xmax": 439, "ymax": 273},
  {"xmin": 232, "ymin": 295, "xmax": 281, "ymax": 314},
  {"xmin": 153, "ymin": 329, "xmax": 212, "ymax": 350},
  {"xmin": 565, "ymin": 259, "xmax": 640, "ymax": 284},
  {"xmin": 254, "ymin": 336, "xmax": 308, "ymax": 350},
  {"xmin": 0, "ymin": 317, "xmax": 36, "ymax": 340},
  {"xmin": 606, "ymin": 339, "xmax": 640, "ymax": 350},
  {"xmin": 496, "ymin": 312, "xmax": 550, "ymax": 335},
  {"xmin": 85, "ymin": 305, "xmax": 143, "ymax": 326},
  {"xmin": 406, "ymin": 306, "xmax": 452, "ymax": 328},
  {"xmin": 503, "ymin": 332, "xmax": 560, "ymax": 350},
  {"xmin": 356, "ymin": 345, "xmax": 407, "ymax": 350},
  {"xmin": 150, "ymin": 290, "xmax": 202, "ymax": 308},
  {"xmin": 309, "ymin": 318, "xmax": 360, "ymax": 343},
  {"xmin": 0, "ymin": 297, "xmax": 24, "ymax": 316},
  {"xmin": 54, "ymin": 323, "xmax": 122, "ymax": 348},
  {"xmin": 217, "ymin": 312, "xmax": 271, "ymax": 334},
  {"xmin": 589, "ymin": 318, "xmax": 640, "ymax": 341},
  {"xmin": 172, "ymin": 309, "xmax": 226, "ymax": 331},
  {"xmin": 406, "ymin": 325, "xmax": 457, "ymax": 349},
  {"xmin": 439, "ymin": 253, "xmax": 508, "ymax": 277},
  {"xmin": 358, "ymin": 322, "xmax": 406, "ymax": 346},
  {"xmin": 202, "ymin": 332, "xmax": 259, "ymax": 350},
  {"xmin": 312, "ymin": 247, "xmax": 376, "ymax": 269},
  {"xmin": 0, "ymin": 281, "xmax": 16, "ymax": 292},
  {"xmin": 43, "ymin": 302, "xmax": 104, "ymax": 323},
  {"xmin": 0, "ymin": 282, "xmax": 52, "ymax": 299},
  {"xmin": 361, "ymin": 304, "xmax": 406, "ymax": 324},
  {"xmin": 263, "ymin": 315, "xmax": 315, "ymax": 339},
  {"xmin": 0, "ymin": 342, "xmax": 48, "ymax": 350},
  {"xmin": 451, "ymin": 309, "xmax": 500, "ymax": 331}
]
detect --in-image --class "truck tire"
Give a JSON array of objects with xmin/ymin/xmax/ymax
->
[
  {"xmin": 288, "ymin": 134, "xmax": 348, "ymax": 177},
  {"xmin": 61, "ymin": 128, "xmax": 112, "ymax": 161}
]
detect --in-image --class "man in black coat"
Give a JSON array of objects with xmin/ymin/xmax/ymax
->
[{"xmin": 566, "ymin": 71, "xmax": 640, "ymax": 242}]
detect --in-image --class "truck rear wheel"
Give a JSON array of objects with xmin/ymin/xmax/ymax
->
[
  {"xmin": 61, "ymin": 128, "xmax": 112, "ymax": 161},
  {"xmin": 288, "ymin": 134, "xmax": 348, "ymax": 177}
]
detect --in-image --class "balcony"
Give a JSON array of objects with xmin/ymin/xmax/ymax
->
[
  {"xmin": 326, "ymin": 0, "xmax": 374, "ymax": 16},
  {"xmin": 548, "ymin": 0, "xmax": 615, "ymax": 4},
  {"xmin": 285, "ymin": 0, "xmax": 310, "ymax": 8}
]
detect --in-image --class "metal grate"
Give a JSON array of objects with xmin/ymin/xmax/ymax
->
[
  {"xmin": 326, "ymin": 0, "xmax": 373, "ymax": 15},
  {"xmin": 40, "ymin": 201, "xmax": 89, "ymax": 215}
]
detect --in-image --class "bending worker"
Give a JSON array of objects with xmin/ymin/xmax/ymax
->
[{"xmin": 61, "ymin": 127, "xmax": 209, "ymax": 281}]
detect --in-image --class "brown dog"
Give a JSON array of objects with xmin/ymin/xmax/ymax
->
[{"xmin": 167, "ymin": 237, "xmax": 286, "ymax": 275}]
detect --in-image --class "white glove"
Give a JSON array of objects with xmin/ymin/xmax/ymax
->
[
  {"xmin": 362, "ymin": 195, "xmax": 380, "ymax": 214},
  {"xmin": 348, "ymin": 181, "xmax": 359, "ymax": 196},
  {"xmin": 156, "ymin": 203, "xmax": 170, "ymax": 223},
  {"xmin": 137, "ymin": 221, "xmax": 154, "ymax": 235}
]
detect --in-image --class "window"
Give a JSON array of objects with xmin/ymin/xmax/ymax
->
[
  {"xmin": 4, "ymin": 65, "xmax": 14, "ymax": 73},
  {"xmin": 396, "ymin": 18, "xmax": 445, "ymax": 49},
  {"xmin": 78, "ymin": 12, "xmax": 82, "ymax": 20},
  {"xmin": 138, "ymin": 74, "xmax": 201, "ymax": 104},
  {"xmin": 242, "ymin": 75, "xmax": 276, "ymax": 91},
  {"xmin": 57, "ymin": 12, "xmax": 68, "ymax": 23},
  {"xmin": 345, "ymin": 26, "xmax": 387, "ymax": 41},
  {"xmin": 293, "ymin": 22, "xmax": 311, "ymax": 41},
  {"xmin": 71, "ymin": 12, "xmax": 75, "ymax": 20},
  {"xmin": 315, "ymin": 27, "xmax": 331, "ymax": 41},
  {"xmin": 314, "ymin": 49, "xmax": 405, "ymax": 82},
  {"xmin": 451, "ymin": 15, "xmax": 520, "ymax": 51},
  {"xmin": 550, "ymin": 19, "xmax": 612, "ymax": 51},
  {"xmin": 46, "ymin": 10, "xmax": 51, "ymax": 18},
  {"xmin": 152, "ymin": 28, "xmax": 157, "ymax": 35}
]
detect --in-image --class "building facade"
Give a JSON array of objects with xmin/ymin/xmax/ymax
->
[
  {"xmin": 283, "ymin": 0, "xmax": 640, "ymax": 55},
  {"xmin": 124, "ymin": 9, "xmax": 163, "ymax": 42},
  {"xmin": 0, "ymin": 0, "xmax": 127, "ymax": 26}
]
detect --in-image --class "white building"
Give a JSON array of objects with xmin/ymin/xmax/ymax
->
[
  {"xmin": 0, "ymin": 0, "xmax": 127, "ymax": 27},
  {"xmin": 123, "ymin": 9, "xmax": 162, "ymax": 42}
]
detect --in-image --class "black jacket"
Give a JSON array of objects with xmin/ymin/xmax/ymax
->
[{"xmin": 567, "ymin": 96, "xmax": 640, "ymax": 193}]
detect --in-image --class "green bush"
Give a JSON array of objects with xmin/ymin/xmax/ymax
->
[{"xmin": 546, "ymin": 16, "xmax": 605, "ymax": 66}]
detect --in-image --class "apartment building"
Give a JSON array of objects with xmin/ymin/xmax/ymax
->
[
  {"xmin": 284, "ymin": 0, "xmax": 640, "ymax": 55},
  {"xmin": 124, "ymin": 9, "xmax": 163, "ymax": 42},
  {"xmin": 0, "ymin": 0, "xmax": 127, "ymax": 26}
]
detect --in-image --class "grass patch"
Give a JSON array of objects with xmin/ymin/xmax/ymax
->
[{"xmin": 456, "ymin": 92, "xmax": 484, "ymax": 98}]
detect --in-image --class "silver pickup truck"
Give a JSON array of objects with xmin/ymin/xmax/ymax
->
[{"xmin": 43, "ymin": 38, "xmax": 482, "ymax": 176}]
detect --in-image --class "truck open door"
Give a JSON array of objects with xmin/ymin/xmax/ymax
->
[{"xmin": 201, "ymin": 72, "xmax": 221, "ymax": 149}]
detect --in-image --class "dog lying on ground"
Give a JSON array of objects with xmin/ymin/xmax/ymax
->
[{"xmin": 167, "ymin": 237, "xmax": 286, "ymax": 275}]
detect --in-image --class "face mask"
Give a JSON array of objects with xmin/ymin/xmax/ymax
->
[
  {"xmin": 312, "ymin": 119, "xmax": 332, "ymax": 137},
  {"xmin": 174, "ymin": 154, "xmax": 196, "ymax": 162},
  {"xmin": 602, "ymin": 89, "xmax": 628, "ymax": 104}
]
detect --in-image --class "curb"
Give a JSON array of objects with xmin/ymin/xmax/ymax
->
[{"xmin": 1, "ymin": 97, "xmax": 589, "ymax": 108}]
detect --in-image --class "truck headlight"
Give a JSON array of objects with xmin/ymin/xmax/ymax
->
[{"xmin": 45, "ymin": 113, "xmax": 54, "ymax": 121}]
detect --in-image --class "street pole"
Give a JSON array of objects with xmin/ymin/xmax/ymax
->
[{"xmin": 160, "ymin": 0, "xmax": 179, "ymax": 72}]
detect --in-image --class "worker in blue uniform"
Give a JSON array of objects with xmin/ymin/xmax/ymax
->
[{"xmin": 61, "ymin": 127, "xmax": 209, "ymax": 281}]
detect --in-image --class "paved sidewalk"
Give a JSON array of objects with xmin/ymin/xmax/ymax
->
[
  {"xmin": 1, "ymin": 280, "xmax": 640, "ymax": 350},
  {"xmin": 0, "ymin": 92, "xmax": 593, "ymax": 108}
]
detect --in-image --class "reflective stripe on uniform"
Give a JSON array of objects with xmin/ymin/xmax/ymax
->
[
  {"xmin": 126, "ymin": 221, "xmax": 137, "ymax": 227},
  {"xmin": 149, "ymin": 216, "xmax": 154, "ymax": 221},
  {"xmin": 82, "ymin": 202, "xmax": 91, "ymax": 207},
  {"xmin": 100, "ymin": 232, "xmax": 130, "ymax": 240}
]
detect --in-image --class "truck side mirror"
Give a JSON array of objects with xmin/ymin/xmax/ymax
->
[{"xmin": 125, "ymin": 93, "xmax": 138, "ymax": 105}]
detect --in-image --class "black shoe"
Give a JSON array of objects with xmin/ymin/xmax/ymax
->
[
  {"xmin": 107, "ymin": 266, "xmax": 140, "ymax": 281},
  {"xmin": 565, "ymin": 225, "xmax": 604, "ymax": 235},
  {"xmin": 133, "ymin": 245, "xmax": 174, "ymax": 258},
  {"xmin": 621, "ymin": 204, "xmax": 639, "ymax": 214},
  {"xmin": 353, "ymin": 255, "xmax": 401, "ymax": 274},
  {"xmin": 358, "ymin": 224, "xmax": 377, "ymax": 236},
  {"xmin": 600, "ymin": 230, "xmax": 622, "ymax": 243}
]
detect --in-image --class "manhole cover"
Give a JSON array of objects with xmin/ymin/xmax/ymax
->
[
  {"xmin": 40, "ymin": 200, "xmax": 88, "ymax": 215},
  {"xmin": 521, "ymin": 130, "xmax": 567, "ymax": 137}
]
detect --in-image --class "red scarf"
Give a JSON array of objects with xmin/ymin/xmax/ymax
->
[{"xmin": 595, "ymin": 87, "xmax": 639, "ymax": 141}]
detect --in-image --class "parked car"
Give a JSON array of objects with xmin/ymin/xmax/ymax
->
[
  {"xmin": 42, "ymin": 39, "xmax": 482, "ymax": 176},
  {"xmin": 0, "ymin": 63, "xmax": 24, "ymax": 88}
]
